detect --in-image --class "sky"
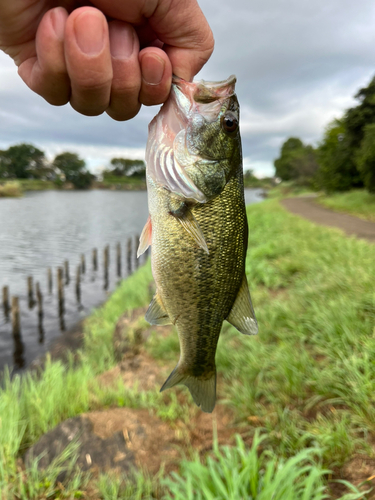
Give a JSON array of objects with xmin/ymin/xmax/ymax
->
[{"xmin": 1, "ymin": 0, "xmax": 375, "ymax": 177}]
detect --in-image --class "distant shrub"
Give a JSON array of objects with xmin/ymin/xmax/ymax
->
[{"xmin": 0, "ymin": 181, "xmax": 22, "ymax": 197}]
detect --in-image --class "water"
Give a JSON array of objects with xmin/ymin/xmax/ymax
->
[{"xmin": 0, "ymin": 188, "xmax": 263, "ymax": 372}]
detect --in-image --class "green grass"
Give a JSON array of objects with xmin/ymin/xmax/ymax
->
[
  {"xmin": 225, "ymin": 201, "xmax": 374, "ymax": 461},
  {"xmin": 148, "ymin": 199, "xmax": 375, "ymax": 496},
  {"xmin": 266, "ymin": 181, "xmax": 318, "ymax": 199},
  {"xmin": 317, "ymin": 189, "xmax": 375, "ymax": 222},
  {"xmin": 1, "ymin": 198, "xmax": 374, "ymax": 498},
  {"xmin": 17, "ymin": 179, "xmax": 56, "ymax": 191},
  {"xmin": 96, "ymin": 176, "xmax": 146, "ymax": 190},
  {"xmin": 164, "ymin": 433, "xmax": 335, "ymax": 500}
]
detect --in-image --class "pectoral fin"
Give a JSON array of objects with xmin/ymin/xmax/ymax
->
[
  {"xmin": 145, "ymin": 292, "xmax": 172, "ymax": 325},
  {"xmin": 227, "ymin": 275, "xmax": 258, "ymax": 335},
  {"xmin": 137, "ymin": 215, "xmax": 152, "ymax": 258},
  {"xmin": 176, "ymin": 209, "xmax": 209, "ymax": 254}
]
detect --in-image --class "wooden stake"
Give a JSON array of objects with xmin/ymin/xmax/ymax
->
[
  {"xmin": 117, "ymin": 242, "xmax": 121, "ymax": 277},
  {"xmin": 57, "ymin": 267, "xmax": 64, "ymax": 316},
  {"xmin": 27, "ymin": 276, "xmax": 34, "ymax": 308},
  {"xmin": 36, "ymin": 282, "xmax": 43, "ymax": 318},
  {"xmin": 127, "ymin": 237, "xmax": 132, "ymax": 274},
  {"xmin": 104, "ymin": 245, "xmax": 109, "ymax": 290},
  {"xmin": 11, "ymin": 296, "xmax": 21, "ymax": 338},
  {"xmin": 48, "ymin": 268, "xmax": 53, "ymax": 294},
  {"xmin": 36, "ymin": 282, "xmax": 44, "ymax": 343},
  {"xmin": 2, "ymin": 285, "xmax": 9, "ymax": 318},
  {"xmin": 81, "ymin": 253, "xmax": 86, "ymax": 274},
  {"xmin": 92, "ymin": 248, "xmax": 98, "ymax": 271},
  {"xmin": 11, "ymin": 296, "xmax": 24, "ymax": 368},
  {"xmin": 64, "ymin": 260, "xmax": 70, "ymax": 285},
  {"xmin": 76, "ymin": 265, "xmax": 81, "ymax": 303}
]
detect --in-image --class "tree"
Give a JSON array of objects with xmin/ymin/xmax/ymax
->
[
  {"xmin": 316, "ymin": 120, "xmax": 362, "ymax": 192},
  {"xmin": 274, "ymin": 138, "xmax": 303, "ymax": 181},
  {"xmin": 53, "ymin": 152, "xmax": 94, "ymax": 189},
  {"xmin": 0, "ymin": 150, "xmax": 7, "ymax": 178},
  {"xmin": 0, "ymin": 143, "xmax": 45, "ymax": 179},
  {"xmin": 355, "ymin": 123, "xmax": 375, "ymax": 193},
  {"xmin": 344, "ymin": 76, "xmax": 375, "ymax": 150},
  {"xmin": 108, "ymin": 158, "xmax": 146, "ymax": 178},
  {"xmin": 274, "ymin": 138, "xmax": 319, "ymax": 184}
]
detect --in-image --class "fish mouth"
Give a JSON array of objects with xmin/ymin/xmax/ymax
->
[
  {"xmin": 170, "ymin": 74, "xmax": 237, "ymax": 126},
  {"xmin": 172, "ymin": 75, "xmax": 236, "ymax": 104}
]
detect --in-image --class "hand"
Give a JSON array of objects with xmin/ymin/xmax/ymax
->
[{"xmin": 0, "ymin": 0, "xmax": 214, "ymax": 120}]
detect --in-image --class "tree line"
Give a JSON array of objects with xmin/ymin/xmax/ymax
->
[
  {"xmin": 274, "ymin": 76, "xmax": 375, "ymax": 193},
  {"xmin": 0, "ymin": 145, "xmax": 146, "ymax": 189}
]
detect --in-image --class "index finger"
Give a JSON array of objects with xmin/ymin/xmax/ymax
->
[{"xmin": 91, "ymin": 0, "xmax": 214, "ymax": 81}]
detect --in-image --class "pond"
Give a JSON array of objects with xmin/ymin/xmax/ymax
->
[{"xmin": 0, "ymin": 188, "xmax": 264, "ymax": 372}]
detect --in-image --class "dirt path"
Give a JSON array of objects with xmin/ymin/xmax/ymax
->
[{"xmin": 282, "ymin": 196, "xmax": 375, "ymax": 243}]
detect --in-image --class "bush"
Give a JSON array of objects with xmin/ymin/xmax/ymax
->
[
  {"xmin": 355, "ymin": 123, "xmax": 375, "ymax": 193},
  {"xmin": 316, "ymin": 120, "xmax": 362, "ymax": 192}
]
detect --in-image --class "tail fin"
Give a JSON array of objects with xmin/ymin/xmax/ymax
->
[{"xmin": 160, "ymin": 363, "xmax": 216, "ymax": 413}]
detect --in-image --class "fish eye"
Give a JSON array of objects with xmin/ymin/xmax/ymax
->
[{"xmin": 221, "ymin": 112, "xmax": 238, "ymax": 134}]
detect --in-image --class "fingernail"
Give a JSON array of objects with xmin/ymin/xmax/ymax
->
[
  {"xmin": 109, "ymin": 22, "xmax": 135, "ymax": 59},
  {"xmin": 141, "ymin": 54, "xmax": 165, "ymax": 85},
  {"xmin": 50, "ymin": 7, "xmax": 66, "ymax": 42},
  {"xmin": 74, "ymin": 11, "xmax": 105, "ymax": 55}
]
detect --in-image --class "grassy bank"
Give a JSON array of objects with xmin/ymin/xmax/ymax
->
[
  {"xmin": 0, "ymin": 179, "xmax": 58, "ymax": 197},
  {"xmin": 1, "ymin": 199, "xmax": 374, "ymax": 498},
  {"xmin": 147, "ymin": 200, "xmax": 374, "ymax": 496},
  {"xmin": 95, "ymin": 176, "xmax": 146, "ymax": 191},
  {"xmin": 0, "ymin": 181, "xmax": 22, "ymax": 197},
  {"xmin": 16, "ymin": 179, "xmax": 57, "ymax": 191},
  {"xmin": 266, "ymin": 182, "xmax": 317, "ymax": 199},
  {"xmin": 317, "ymin": 189, "xmax": 375, "ymax": 222}
]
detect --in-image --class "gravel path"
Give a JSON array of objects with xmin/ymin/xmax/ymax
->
[{"xmin": 281, "ymin": 196, "xmax": 375, "ymax": 243}]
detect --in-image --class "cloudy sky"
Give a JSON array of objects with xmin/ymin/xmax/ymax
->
[{"xmin": 1, "ymin": 0, "xmax": 375, "ymax": 177}]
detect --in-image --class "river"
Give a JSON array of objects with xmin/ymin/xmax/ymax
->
[{"xmin": 0, "ymin": 188, "xmax": 264, "ymax": 372}]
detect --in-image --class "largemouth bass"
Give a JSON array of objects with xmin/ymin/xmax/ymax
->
[{"xmin": 138, "ymin": 75, "xmax": 258, "ymax": 413}]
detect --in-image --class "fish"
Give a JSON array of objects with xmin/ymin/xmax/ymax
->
[{"xmin": 137, "ymin": 75, "xmax": 258, "ymax": 413}]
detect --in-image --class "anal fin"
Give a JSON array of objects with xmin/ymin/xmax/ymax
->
[
  {"xmin": 227, "ymin": 275, "xmax": 258, "ymax": 335},
  {"xmin": 137, "ymin": 215, "xmax": 152, "ymax": 258},
  {"xmin": 145, "ymin": 292, "xmax": 172, "ymax": 326}
]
